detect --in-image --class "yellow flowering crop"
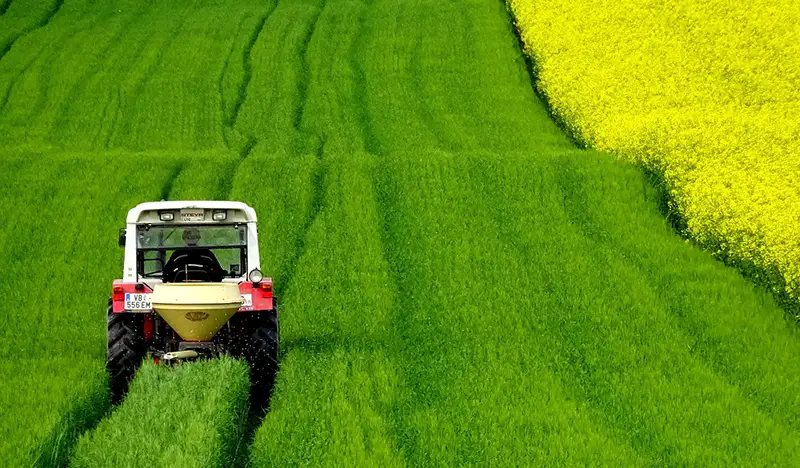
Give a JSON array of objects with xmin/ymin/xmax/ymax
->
[{"xmin": 509, "ymin": 0, "xmax": 800, "ymax": 301}]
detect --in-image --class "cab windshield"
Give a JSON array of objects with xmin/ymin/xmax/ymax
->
[{"xmin": 136, "ymin": 224, "xmax": 247, "ymax": 280}]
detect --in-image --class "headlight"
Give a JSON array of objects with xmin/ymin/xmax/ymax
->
[
  {"xmin": 159, "ymin": 211, "xmax": 174, "ymax": 221},
  {"xmin": 248, "ymin": 269, "xmax": 263, "ymax": 283},
  {"xmin": 212, "ymin": 210, "xmax": 227, "ymax": 221}
]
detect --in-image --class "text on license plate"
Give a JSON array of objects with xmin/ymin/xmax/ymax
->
[{"xmin": 125, "ymin": 293, "xmax": 152, "ymax": 311}]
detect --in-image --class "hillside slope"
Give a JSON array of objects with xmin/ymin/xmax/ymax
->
[{"xmin": 0, "ymin": 0, "xmax": 797, "ymax": 466}]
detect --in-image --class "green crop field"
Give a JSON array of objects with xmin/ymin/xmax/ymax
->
[
  {"xmin": 0, "ymin": 0, "xmax": 797, "ymax": 466},
  {"xmin": 70, "ymin": 357, "xmax": 249, "ymax": 467}
]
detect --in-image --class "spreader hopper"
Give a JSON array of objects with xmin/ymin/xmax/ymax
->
[{"xmin": 151, "ymin": 283, "xmax": 243, "ymax": 341}]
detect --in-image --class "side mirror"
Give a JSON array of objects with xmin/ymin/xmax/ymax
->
[{"xmin": 118, "ymin": 228, "xmax": 126, "ymax": 247}]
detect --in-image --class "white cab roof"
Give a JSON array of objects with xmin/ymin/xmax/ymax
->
[{"xmin": 126, "ymin": 201, "xmax": 257, "ymax": 224}]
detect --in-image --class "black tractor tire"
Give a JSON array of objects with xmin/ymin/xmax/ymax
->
[
  {"xmin": 224, "ymin": 305, "xmax": 279, "ymax": 412},
  {"xmin": 106, "ymin": 299, "xmax": 146, "ymax": 404}
]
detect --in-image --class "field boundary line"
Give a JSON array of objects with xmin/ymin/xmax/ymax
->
[{"xmin": 499, "ymin": 0, "xmax": 586, "ymax": 149}]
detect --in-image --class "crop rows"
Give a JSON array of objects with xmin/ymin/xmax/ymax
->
[
  {"xmin": 508, "ymin": 0, "xmax": 800, "ymax": 311},
  {"xmin": 0, "ymin": 0, "xmax": 798, "ymax": 466},
  {"xmin": 70, "ymin": 358, "xmax": 249, "ymax": 467}
]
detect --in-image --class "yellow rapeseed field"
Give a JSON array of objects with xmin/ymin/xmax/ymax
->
[{"xmin": 509, "ymin": 0, "xmax": 800, "ymax": 302}]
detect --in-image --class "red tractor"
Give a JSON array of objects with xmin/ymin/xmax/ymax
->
[{"xmin": 108, "ymin": 201, "xmax": 279, "ymax": 408}]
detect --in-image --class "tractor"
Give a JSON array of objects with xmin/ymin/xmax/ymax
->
[{"xmin": 108, "ymin": 201, "xmax": 279, "ymax": 408}]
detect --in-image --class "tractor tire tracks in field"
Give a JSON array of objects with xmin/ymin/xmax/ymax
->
[
  {"xmin": 220, "ymin": 2, "xmax": 275, "ymax": 200},
  {"xmin": 0, "ymin": 43, "xmax": 48, "ymax": 115},
  {"xmin": 231, "ymin": 0, "xmax": 330, "ymax": 461},
  {"xmin": 0, "ymin": 0, "xmax": 13, "ymax": 17},
  {"xmin": 279, "ymin": 0, "xmax": 330, "ymax": 293},
  {"xmin": 407, "ymin": 1, "xmax": 465, "ymax": 153},
  {"xmin": 352, "ymin": 10, "xmax": 419, "ymax": 448},
  {"xmin": 221, "ymin": 2, "xmax": 276, "ymax": 158},
  {"xmin": 104, "ymin": 3, "xmax": 194, "ymax": 148},
  {"xmin": 226, "ymin": 1, "xmax": 329, "ymax": 463},
  {"xmin": 250, "ymin": 0, "xmax": 328, "ymax": 299},
  {"xmin": 276, "ymin": 0, "xmax": 329, "ymax": 294},
  {"xmin": 0, "ymin": 0, "xmax": 63, "ymax": 63},
  {"xmin": 162, "ymin": 160, "xmax": 187, "ymax": 201},
  {"xmin": 218, "ymin": 15, "xmax": 250, "ymax": 151},
  {"xmin": 290, "ymin": 0, "xmax": 326, "ymax": 156},
  {"xmin": 0, "ymin": 0, "xmax": 65, "ymax": 114},
  {"xmin": 350, "ymin": 0, "xmax": 380, "ymax": 155},
  {"xmin": 49, "ymin": 3, "xmax": 150, "ymax": 145}
]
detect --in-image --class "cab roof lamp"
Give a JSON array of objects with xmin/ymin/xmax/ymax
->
[
  {"xmin": 213, "ymin": 210, "xmax": 227, "ymax": 221},
  {"xmin": 159, "ymin": 211, "xmax": 174, "ymax": 222}
]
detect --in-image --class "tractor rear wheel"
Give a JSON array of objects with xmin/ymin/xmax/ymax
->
[
  {"xmin": 106, "ymin": 300, "xmax": 145, "ymax": 404},
  {"xmin": 225, "ymin": 306, "xmax": 279, "ymax": 411}
]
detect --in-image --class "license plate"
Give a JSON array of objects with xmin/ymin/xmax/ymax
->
[
  {"xmin": 180, "ymin": 209, "xmax": 204, "ymax": 222},
  {"xmin": 125, "ymin": 293, "xmax": 152, "ymax": 311},
  {"xmin": 241, "ymin": 294, "xmax": 252, "ymax": 308}
]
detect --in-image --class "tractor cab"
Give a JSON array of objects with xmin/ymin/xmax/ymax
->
[{"xmin": 119, "ymin": 201, "xmax": 262, "ymax": 285}]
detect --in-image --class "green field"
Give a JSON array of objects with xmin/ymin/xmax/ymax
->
[
  {"xmin": 70, "ymin": 357, "xmax": 249, "ymax": 467},
  {"xmin": 0, "ymin": 0, "xmax": 798, "ymax": 466}
]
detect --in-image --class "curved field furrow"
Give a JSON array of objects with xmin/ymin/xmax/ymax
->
[
  {"xmin": 0, "ymin": 0, "xmax": 63, "ymax": 63},
  {"xmin": 0, "ymin": 0, "xmax": 14, "ymax": 16},
  {"xmin": 0, "ymin": 0, "xmax": 797, "ymax": 466},
  {"xmin": 0, "ymin": 0, "xmax": 74, "ymax": 117},
  {"xmin": 220, "ymin": 3, "xmax": 275, "ymax": 158}
]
